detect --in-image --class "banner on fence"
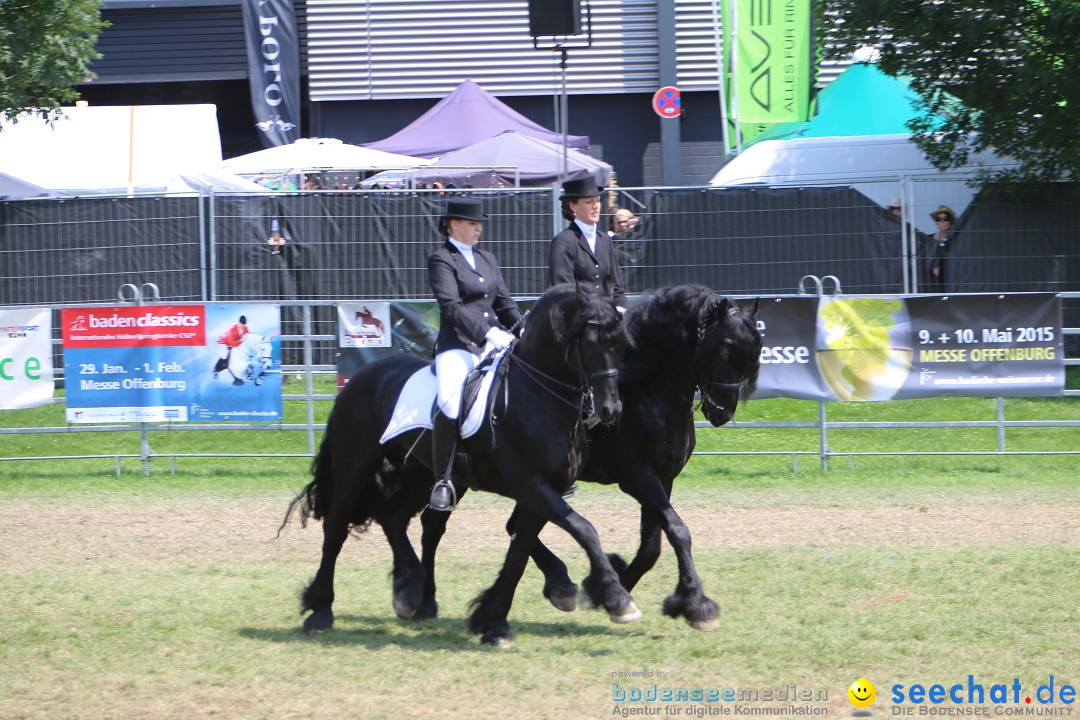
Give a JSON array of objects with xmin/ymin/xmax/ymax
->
[
  {"xmin": 0, "ymin": 307, "xmax": 54, "ymax": 410},
  {"xmin": 62, "ymin": 304, "xmax": 282, "ymax": 422},
  {"xmin": 338, "ymin": 302, "xmax": 392, "ymax": 349},
  {"xmin": 753, "ymin": 293, "xmax": 1064, "ymax": 401}
]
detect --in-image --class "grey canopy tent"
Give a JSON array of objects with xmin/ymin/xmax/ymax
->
[
  {"xmin": 364, "ymin": 80, "xmax": 589, "ymax": 158},
  {"xmin": 365, "ymin": 130, "xmax": 612, "ymax": 189}
]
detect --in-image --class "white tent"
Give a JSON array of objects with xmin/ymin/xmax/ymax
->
[
  {"xmin": 0, "ymin": 105, "xmax": 225, "ymax": 194},
  {"xmin": 221, "ymin": 138, "xmax": 432, "ymax": 176},
  {"xmin": 710, "ymin": 134, "xmax": 1017, "ymax": 233}
]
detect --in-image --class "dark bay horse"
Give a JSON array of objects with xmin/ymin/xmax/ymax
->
[
  {"xmin": 417, "ymin": 284, "xmax": 762, "ymax": 631},
  {"xmin": 283, "ymin": 283, "xmax": 640, "ymax": 645}
]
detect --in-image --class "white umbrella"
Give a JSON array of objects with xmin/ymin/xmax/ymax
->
[{"xmin": 221, "ymin": 137, "xmax": 431, "ymax": 175}]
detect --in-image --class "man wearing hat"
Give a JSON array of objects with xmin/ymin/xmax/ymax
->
[
  {"xmin": 925, "ymin": 204, "xmax": 957, "ymax": 292},
  {"xmin": 427, "ymin": 198, "xmax": 522, "ymax": 511},
  {"xmin": 550, "ymin": 177, "xmax": 628, "ymax": 310}
]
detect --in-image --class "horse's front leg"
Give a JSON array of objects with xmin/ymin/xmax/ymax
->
[
  {"xmin": 521, "ymin": 484, "xmax": 641, "ymax": 624},
  {"xmin": 415, "ymin": 486, "xmax": 470, "ymax": 620},
  {"xmin": 623, "ymin": 476, "xmax": 718, "ymax": 631},
  {"xmin": 468, "ymin": 508, "xmax": 547, "ymax": 647},
  {"xmin": 506, "ymin": 504, "xmax": 579, "ymax": 612}
]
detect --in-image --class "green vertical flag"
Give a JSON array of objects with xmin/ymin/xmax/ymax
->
[{"xmin": 727, "ymin": 0, "xmax": 812, "ymax": 124}]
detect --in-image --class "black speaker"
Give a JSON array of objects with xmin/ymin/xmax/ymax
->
[{"xmin": 528, "ymin": 0, "xmax": 582, "ymax": 37}]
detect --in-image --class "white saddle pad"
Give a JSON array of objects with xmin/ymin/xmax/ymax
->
[{"xmin": 380, "ymin": 354, "xmax": 506, "ymax": 444}]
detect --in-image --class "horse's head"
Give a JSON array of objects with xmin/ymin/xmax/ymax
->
[
  {"xmin": 545, "ymin": 280, "xmax": 626, "ymax": 426},
  {"xmin": 696, "ymin": 295, "xmax": 762, "ymax": 427}
]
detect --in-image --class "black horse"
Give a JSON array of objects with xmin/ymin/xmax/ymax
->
[
  {"xmin": 283, "ymin": 283, "xmax": 641, "ymax": 645},
  {"xmin": 417, "ymin": 284, "xmax": 761, "ymax": 630}
]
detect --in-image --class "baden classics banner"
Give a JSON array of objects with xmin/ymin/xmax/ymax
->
[
  {"xmin": 754, "ymin": 294, "xmax": 1064, "ymax": 401},
  {"xmin": 0, "ymin": 307, "xmax": 54, "ymax": 409},
  {"xmin": 62, "ymin": 304, "xmax": 282, "ymax": 422}
]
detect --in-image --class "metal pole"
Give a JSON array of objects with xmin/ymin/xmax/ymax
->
[
  {"xmin": 819, "ymin": 400, "xmax": 829, "ymax": 470},
  {"xmin": 199, "ymin": 192, "xmax": 209, "ymax": 301},
  {"xmin": 729, "ymin": 0, "xmax": 743, "ymax": 154},
  {"xmin": 713, "ymin": 0, "xmax": 731, "ymax": 155},
  {"xmin": 560, "ymin": 47, "xmax": 569, "ymax": 181},
  {"xmin": 303, "ymin": 305, "xmax": 316, "ymax": 455},
  {"xmin": 997, "ymin": 397, "xmax": 1006, "ymax": 452}
]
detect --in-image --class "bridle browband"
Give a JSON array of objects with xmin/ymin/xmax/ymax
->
[{"xmin": 696, "ymin": 296, "xmax": 745, "ymax": 415}]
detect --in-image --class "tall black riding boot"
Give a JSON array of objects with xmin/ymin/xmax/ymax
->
[{"xmin": 429, "ymin": 412, "xmax": 458, "ymax": 512}]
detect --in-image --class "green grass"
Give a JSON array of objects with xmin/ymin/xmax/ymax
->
[{"xmin": 2, "ymin": 379, "xmax": 1078, "ymax": 718}]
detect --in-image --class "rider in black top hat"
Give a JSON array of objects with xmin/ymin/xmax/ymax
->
[
  {"xmin": 549, "ymin": 176, "xmax": 628, "ymax": 311},
  {"xmin": 427, "ymin": 197, "xmax": 522, "ymax": 511}
]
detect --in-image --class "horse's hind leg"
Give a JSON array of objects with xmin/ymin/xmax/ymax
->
[
  {"xmin": 374, "ymin": 465, "xmax": 434, "ymax": 620},
  {"xmin": 301, "ymin": 516, "xmax": 349, "ymax": 632},
  {"xmin": 624, "ymin": 477, "xmax": 718, "ymax": 631},
  {"xmin": 300, "ymin": 452, "xmax": 383, "ymax": 632},
  {"xmin": 507, "ymin": 505, "xmax": 578, "ymax": 612},
  {"xmin": 468, "ymin": 509, "xmax": 547, "ymax": 647},
  {"xmin": 415, "ymin": 486, "xmax": 469, "ymax": 621},
  {"xmin": 611, "ymin": 507, "xmax": 664, "ymax": 592}
]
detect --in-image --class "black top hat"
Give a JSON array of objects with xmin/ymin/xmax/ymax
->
[
  {"xmin": 560, "ymin": 177, "xmax": 605, "ymax": 200},
  {"xmin": 441, "ymin": 198, "xmax": 488, "ymax": 222}
]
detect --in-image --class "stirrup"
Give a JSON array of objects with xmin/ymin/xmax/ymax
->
[{"xmin": 429, "ymin": 477, "xmax": 457, "ymax": 512}]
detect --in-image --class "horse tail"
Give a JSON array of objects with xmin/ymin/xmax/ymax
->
[{"xmin": 276, "ymin": 411, "xmax": 338, "ymax": 536}]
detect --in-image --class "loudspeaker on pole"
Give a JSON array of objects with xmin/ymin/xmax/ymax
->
[{"xmin": 528, "ymin": 0, "xmax": 582, "ymax": 37}]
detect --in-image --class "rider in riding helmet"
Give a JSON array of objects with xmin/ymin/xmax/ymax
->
[{"xmin": 427, "ymin": 198, "xmax": 522, "ymax": 512}]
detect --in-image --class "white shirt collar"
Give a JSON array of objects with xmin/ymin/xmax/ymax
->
[
  {"xmin": 447, "ymin": 236, "xmax": 477, "ymax": 268},
  {"xmin": 574, "ymin": 219, "xmax": 598, "ymax": 252}
]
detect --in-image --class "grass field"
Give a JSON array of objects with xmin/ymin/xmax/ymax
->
[{"xmin": 1, "ymin": 390, "xmax": 1078, "ymax": 719}]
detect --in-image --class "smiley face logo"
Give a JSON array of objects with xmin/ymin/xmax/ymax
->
[{"xmin": 848, "ymin": 678, "xmax": 876, "ymax": 708}]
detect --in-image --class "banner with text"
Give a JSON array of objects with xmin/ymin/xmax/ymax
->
[
  {"xmin": 241, "ymin": 0, "xmax": 301, "ymax": 147},
  {"xmin": 0, "ymin": 307, "xmax": 54, "ymax": 410},
  {"xmin": 62, "ymin": 304, "xmax": 282, "ymax": 422},
  {"xmin": 753, "ymin": 294, "xmax": 1064, "ymax": 401},
  {"xmin": 721, "ymin": 0, "xmax": 812, "ymax": 124}
]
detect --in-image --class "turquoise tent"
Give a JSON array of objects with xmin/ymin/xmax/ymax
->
[{"xmin": 751, "ymin": 63, "xmax": 941, "ymax": 144}]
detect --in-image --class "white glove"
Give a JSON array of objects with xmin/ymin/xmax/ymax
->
[{"xmin": 485, "ymin": 326, "xmax": 516, "ymax": 350}]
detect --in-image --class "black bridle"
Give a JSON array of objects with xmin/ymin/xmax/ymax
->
[{"xmin": 696, "ymin": 303, "xmax": 745, "ymax": 415}]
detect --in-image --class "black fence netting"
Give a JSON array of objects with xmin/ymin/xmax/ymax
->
[
  {"xmin": 641, "ymin": 186, "xmax": 906, "ymax": 295},
  {"xmin": 0, "ymin": 196, "xmax": 203, "ymax": 305},
  {"xmin": 2, "ymin": 184, "xmax": 1079, "ymax": 309}
]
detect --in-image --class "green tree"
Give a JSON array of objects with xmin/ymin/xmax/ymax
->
[
  {"xmin": 823, "ymin": 0, "xmax": 1080, "ymax": 184},
  {"xmin": 0, "ymin": 0, "xmax": 106, "ymax": 124}
]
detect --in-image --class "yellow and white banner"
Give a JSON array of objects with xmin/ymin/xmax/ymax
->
[{"xmin": 0, "ymin": 307, "xmax": 55, "ymax": 409}]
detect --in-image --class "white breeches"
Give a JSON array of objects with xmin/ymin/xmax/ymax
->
[{"xmin": 435, "ymin": 348, "xmax": 481, "ymax": 419}]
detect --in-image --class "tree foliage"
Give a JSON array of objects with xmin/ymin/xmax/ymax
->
[
  {"xmin": 0, "ymin": 0, "xmax": 106, "ymax": 124},
  {"xmin": 823, "ymin": 0, "xmax": 1080, "ymax": 184}
]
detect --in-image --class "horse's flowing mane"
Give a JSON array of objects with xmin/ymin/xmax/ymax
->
[
  {"xmin": 620, "ymin": 284, "xmax": 760, "ymax": 392},
  {"xmin": 523, "ymin": 283, "xmax": 623, "ymax": 348}
]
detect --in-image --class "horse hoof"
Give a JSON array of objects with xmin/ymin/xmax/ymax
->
[
  {"xmin": 548, "ymin": 592, "xmax": 577, "ymax": 612},
  {"xmin": 303, "ymin": 610, "xmax": 334, "ymax": 632},
  {"xmin": 410, "ymin": 602, "xmax": 439, "ymax": 621},
  {"xmin": 392, "ymin": 593, "xmax": 417, "ymax": 620},
  {"xmin": 691, "ymin": 617, "xmax": 720, "ymax": 632},
  {"xmin": 609, "ymin": 601, "xmax": 643, "ymax": 624},
  {"xmin": 577, "ymin": 589, "xmax": 595, "ymax": 610},
  {"xmin": 482, "ymin": 631, "xmax": 516, "ymax": 647}
]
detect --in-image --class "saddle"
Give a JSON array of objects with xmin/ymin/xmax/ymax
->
[{"xmin": 379, "ymin": 350, "xmax": 512, "ymax": 447}]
